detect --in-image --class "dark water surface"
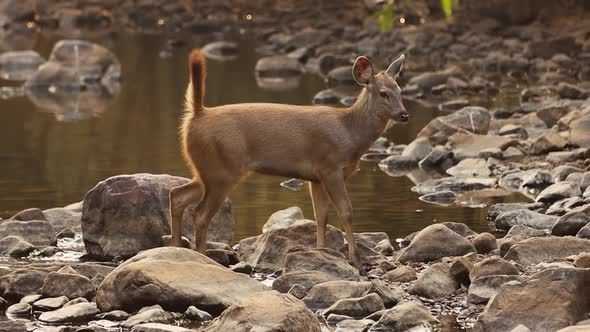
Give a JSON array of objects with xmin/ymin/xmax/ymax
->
[{"xmin": 0, "ymin": 32, "xmax": 521, "ymax": 242}]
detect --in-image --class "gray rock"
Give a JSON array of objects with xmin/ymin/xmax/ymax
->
[
  {"xmin": 43, "ymin": 207, "xmax": 82, "ymax": 232},
  {"xmin": 438, "ymin": 99, "xmax": 470, "ymax": 112},
  {"xmin": 204, "ymin": 291, "xmax": 321, "ymax": 332},
  {"xmin": 262, "ymin": 206, "xmax": 303, "ymax": 233},
  {"xmin": 272, "ymin": 270, "xmax": 339, "ymax": 293},
  {"xmin": 470, "ymin": 257, "xmax": 519, "ymax": 281},
  {"xmin": 326, "ymin": 313, "xmax": 354, "ymax": 324},
  {"xmin": 185, "ymin": 305, "xmax": 213, "ymax": 321},
  {"xmin": 401, "ymin": 137, "xmax": 433, "ymax": 161},
  {"xmin": 0, "ymin": 50, "xmax": 45, "ymax": 81},
  {"xmin": 96, "ymin": 247, "xmax": 268, "ymax": 315},
  {"xmin": 378, "ymin": 155, "xmax": 418, "ymax": 174},
  {"xmin": 201, "ymin": 41, "xmax": 238, "ymax": 61},
  {"xmin": 529, "ymin": 130, "xmax": 568, "ymax": 155},
  {"xmin": 131, "ymin": 323, "xmax": 192, "ymax": 332},
  {"xmin": 488, "ymin": 202, "xmax": 543, "ymax": 220},
  {"xmin": 323, "ymin": 293, "xmax": 385, "ymax": 318},
  {"xmin": 447, "ymin": 158, "xmax": 490, "ymax": 178},
  {"xmin": 552, "ymin": 208, "xmax": 590, "ymax": 236},
  {"xmin": 123, "ymin": 309, "xmax": 173, "ymax": 328},
  {"xmin": 82, "ymin": 174, "xmax": 234, "ymax": 260},
  {"xmin": 552, "ymin": 166, "xmax": 584, "ymax": 182},
  {"xmin": 503, "ymin": 236, "xmax": 590, "ymax": 265},
  {"xmin": 0, "ymin": 269, "xmax": 47, "ymax": 300},
  {"xmin": 510, "ymin": 324, "xmax": 532, "ymax": 332},
  {"xmin": 0, "ymin": 220, "xmax": 56, "ymax": 246},
  {"xmin": 417, "ymin": 106, "xmax": 490, "ymax": 145},
  {"xmin": 398, "ymin": 224, "xmax": 476, "ymax": 262},
  {"xmin": 468, "ymin": 275, "xmax": 521, "ymax": 304},
  {"xmin": 527, "ymin": 36, "xmax": 580, "ymax": 59},
  {"xmin": 570, "ymin": 114, "xmax": 590, "ymax": 148},
  {"xmin": 64, "ymin": 297, "xmax": 88, "ymax": 307},
  {"xmin": 471, "ymin": 233, "xmax": 497, "ymax": 254},
  {"xmin": 10, "ymin": 207, "xmax": 46, "ymax": 221},
  {"xmin": 33, "ymin": 296, "xmax": 69, "ymax": 311},
  {"xmin": 409, "ymin": 66, "xmax": 462, "ymax": 89},
  {"xmin": 0, "ymin": 236, "xmax": 35, "ymax": 257},
  {"xmin": 505, "ymin": 225, "xmax": 548, "ymax": 238},
  {"xmin": 409, "ymin": 263, "xmax": 460, "ymax": 299},
  {"xmin": 287, "ymin": 284, "xmax": 307, "ymax": 299},
  {"xmin": 40, "ymin": 272, "xmax": 96, "ymax": 300},
  {"xmin": 302, "ymin": 281, "xmax": 373, "ymax": 310},
  {"xmin": 412, "ymin": 177, "xmax": 496, "ymax": 195},
  {"xmin": 441, "ymin": 221, "xmax": 477, "ymax": 237},
  {"xmin": 335, "ymin": 319, "xmax": 375, "ymax": 332},
  {"xmin": 6, "ymin": 302, "xmax": 31, "ymax": 317},
  {"xmin": 419, "ymin": 191, "xmax": 456, "ymax": 206},
  {"xmin": 520, "ymin": 169, "xmax": 553, "ymax": 191},
  {"xmin": 578, "ymin": 223, "xmax": 590, "ymax": 239},
  {"xmin": 312, "ymin": 89, "xmax": 341, "ymax": 105},
  {"xmin": 450, "ymin": 254, "xmax": 478, "ymax": 286},
  {"xmin": 558, "ymin": 82, "xmax": 589, "ymax": 99},
  {"xmin": 283, "ymin": 248, "xmax": 359, "ymax": 281},
  {"xmin": 370, "ymin": 302, "xmax": 438, "ymax": 332},
  {"xmin": 547, "ymin": 148, "xmax": 590, "ymax": 164},
  {"xmin": 418, "ymin": 147, "xmax": 454, "ymax": 169},
  {"xmin": 96, "ymin": 310, "xmax": 129, "ymax": 321},
  {"xmin": 255, "ymin": 55, "xmax": 303, "ymax": 78},
  {"xmin": 384, "ymin": 266, "xmax": 417, "ymax": 283},
  {"xmin": 328, "ymin": 66, "xmax": 356, "ymax": 85},
  {"xmin": 38, "ymin": 302, "xmax": 100, "ymax": 324},
  {"xmin": 20, "ymin": 294, "xmax": 42, "ymax": 304},
  {"xmin": 536, "ymin": 181, "xmax": 581, "ymax": 205},
  {"xmin": 495, "ymin": 209, "xmax": 558, "ymax": 231},
  {"xmin": 448, "ymin": 133, "xmax": 514, "ymax": 160}
]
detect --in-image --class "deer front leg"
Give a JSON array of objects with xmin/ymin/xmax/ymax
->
[
  {"xmin": 320, "ymin": 171, "xmax": 362, "ymax": 271},
  {"xmin": 310, "ymin": 181, "xmax": 330, "ymax": 248}
]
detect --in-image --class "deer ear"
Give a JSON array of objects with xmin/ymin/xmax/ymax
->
[
  {"xmin": 352, "ymin": 56, "xmax": 373, "ymax": 86},
  {"xmin": 386, "ymin": 54, "xmax": 405, "ymax": 78}
]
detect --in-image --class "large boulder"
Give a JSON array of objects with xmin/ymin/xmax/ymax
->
[
  {"xmin": 283, "ymin": 248, "xmax": 359, "ymax": 281},
  {"xmin": 417, "ymin": 106, "xmax": 491, "ymax": 145},
  {"xmin": 238, "ymin": 219, "xmax": 344, "ymax": 272},
  {"xmin": 0, "ymin": 220, "xmax": 56, "ymax": 246},
  {"xmin": 204, "ymin": 291, "xmax": 321, "ymax": 332},
  {"xmin": 96, "ymin": 247, "xmax": 268, "ymax": 315},
  {"xmin": 504, "ymin": 237, "xmax": 590, "ymax": 265},
  {"xmin": 82, "ymin": 174, "xmax": 234, "ymax": 260},
  {"xmin": 0, "ymin": 269, "xmax": 48, "ymax": 301},
  {"xmin": 474, "ymin": 268, "xmax": 590, "ymax": 332},
  {"xmin": 398, "ymin": 224, "xmax": 476, "ymax": 262}
]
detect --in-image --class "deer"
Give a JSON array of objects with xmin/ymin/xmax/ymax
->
[{"xmin": 169, "ymin": 49, "xmax": 408, "ymax": 270}]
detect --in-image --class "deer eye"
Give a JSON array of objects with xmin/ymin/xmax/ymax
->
[{"xmin": 379, "ymin": 90, "xmax": 388, "ymax": 98}]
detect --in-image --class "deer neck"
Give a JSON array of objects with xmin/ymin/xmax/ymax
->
[{"xmin": 343, "ymin": 89, "xmax": 389, "ymax": 156}]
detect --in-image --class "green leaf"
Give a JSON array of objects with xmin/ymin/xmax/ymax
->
[
  {"xmin": 371, "ymin": 2, "xmax": 395, "ymax": 32},
  {"xmin": 440, "ymin": 0, "xmax": 456, "ymax": 18}
]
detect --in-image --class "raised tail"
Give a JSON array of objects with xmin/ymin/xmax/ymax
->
[{"xmin": 188, "ymin": 49, "xmax": 206, "ymax": 112}]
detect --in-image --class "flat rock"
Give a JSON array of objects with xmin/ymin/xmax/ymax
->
[
  {"xmin": 6, "ymin": 302, "xmax": 31, "ymax": 316},
  {"xmin": 272, "ymin": 270, "xmax": 339, "ymax": 293},
  {"xmin": 409, "ymin": 263, "xmax": 460, "ymax": 299},
  {"xmin": 122, "ymin": 309, "xmax": 173, "ymax": 328},
  {"xmin": 0, "ymin": 269, "xmax": 48, "ymax": 301},
  {"xmin": 40, "ymin": 272, "xmax": 96, "ymax": 300},
  {"xmin": 398, "ymin": 224, "xmax": 476, "ymax": 262},
  {"xmin": 447, "ymin": 158, "xmax": 490, "ymax": 178},
  {"xmin": 468, "ymin": 275, "xmax": 521, "ymax": 304},
  {"xmin": 0, "ymin": 220, "xmax": 56, "ymax": 246},
  {"xmin": 470, "ymin": 257, "xmax": 518, "ymax": 281},
  {"xmin": 488, "ymin": 202, "xmax": 543, "ymax": 219},
  {"xmin": 302, "ymin": 281, "xmax": 373, "ymax": 310},
  {"xmin": 322, "ymin": 293, "xmax": 385, "ymax": 319},
  {"xmin": 38, "ymin": 302, "xmax": 100, "ymax": 324},
  {"xmin": 283, "ymin": 248, "xmax": 359, "ymax": 281},
  {"xmin": 370, "ymin": 301, "xmax": 438, "ymax": 331},
  {"xmin": 448, "ymin": 133, "xmax": 513, "ymax": 160},
  {"xmin": 412, "ymin": 177, "xmax": 496, "ymax": 195},
  {"xmin": 503, "ymin": 236, "xmax": 590, "ymax": 265},
  {"xmin": 495, "ymin": 209, "xmax": 558, "ymax": 231},
  {"xmin": 131, "ymin": 323, "xmax": 192, "ymax": 332},
  {"xmin": 536, "ymin": 182, "xmax": 581, "ymax": 205},
  {"xmin": 506, "ymin": 225, "xmax": 548, "ymax": 238},
  {"xmin": 33, "ymin": 296, "xmax": 69, "ymax": 311},
  {"xmin": 552, "ymin": 208, "xmax": 590, "ymax": 236},
  {"xmin": 383, "ymin": 266, "xmax": 417, "ymax": 283},
  {"xmin": 417, "ymin": 106, "xmax": 490, "ymax": 145}
]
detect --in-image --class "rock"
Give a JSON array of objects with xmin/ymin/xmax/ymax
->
[
  {"xmin": 0, "ymin": 269, "xmax": 47, "ymax": 300},
  {"xmin": 96, "ymin": 247, "xmax": 268, "ymax": 315},
  {"xmin": 0, "ymin": 236, "xmax": 35, "ymax": 257},
  {"xmin": 335, "ymin": 319, "xmax": 375, "ymax": 332},
  {"xmin": 398, "ymin": 224, "xmax": 476, "ymax": 262},
  {"xmin": 530, "ymin": 130, "xmax": 569, "ymax": 155},
  {"xmin": 448, "ymin": 133, "xmax": 514, "ymax": 160},
  {"xmin": 38, "ymin": 302, "xmax": 100, "ymax": 324},
  {"xmin": 287, "ymin": 284, "xmax": 306, "ymax": 299},
  {"xmin": 365, "ymin": 280, "xmax": 404, "ymax": 308},
  {"xmin": 10, "ymin": 207, "xmax": 46, "ymax": 221},
  {"xmin": 527, "ymin": 36, "xmax": 580, "ymax": 59},
  {"xmin": 520, "ymin": 169, "xmax": 553, "ymax": 191},
  {"xmin": 417, "ymin": 106, "xmax": 490, "ymax": 145},
  {"xmin": 570, "ymin": 115, "xmax": 590, "ymax": 148},
  {"xmin": 412, "ymin": 177, "xmax": 496, "ymax": 195},
  {"xmin": 566, "ymin": 172, "xmax": 590, "ymax": 192},
  {"xmin": 302, "ymin": 281, "xmax": 372, "ymax": 310},
  {"xmin": 201, "ymin": 41, "xmax": 238, "ymax": 61},
  {"xmin": 238, "ymin": 219, "xmax": 344, "ymax": 272},
  {"xmin": 6, "ymin": 302, "xmax": 31, "ymax": 317},
  {"xmin": 43, "ymin": 207, "xmax": 82, "ymax": 232},
  {"xmin": 574, "ymin": 253, "xmax": 590, "ymax": 268},
  {"xmin": 384, "ymin": 266, "xmax": 417, "ymax": 283},
  {"xmin": 558, "ymin": 83, "xmax": 589, "ymax": 100},
  {"xmin": 552, "ymin": 166, "xmax": 584, "ymax": 182},
  {"xmin": 0, "ymin": 50, "xmax": 45, "ymax": 81},
  {"xmin": 409, "ymin": 263, "xmax": 460, "ymax": 299},
  {"xmin": 255, "ymin": 55, "xmax": 303, "ymax": 78},
  {"xmin": 230, "ymin": 261, "xmax": 253, "ymax": 275},
  {"xmin": 122, "ymin": 309, "xmax": 173, "ymax": 328},
  {"xmin": 0, "ymin": 220, "xmax": 56, "ymax": 246},
  {"xmin": 328, "ymin": 66, "xmax": 356, "ymax": 85},
  {"xmin": 441, "ymin": 222, "xmax": 477, "ymax": 237},
  {"xmin": 506, "ymin": 225, "xmax": 548, "ymax": 238},
  {"xmin": 471, "ymin": 233, "xmax": 497, "ymax": 254},
  {"xmin": 33, "ymin": 296, "xmax": 69, "ymax": 311},
  {"xmin": 57, "ymin": 228, "xmax": 76, "ymax": 238},
  {"xmin": 262, "ymin": 206, "xmax": 304, "ymax": 233},
  {"xmin": 488, "ymin": 202, "xmax": 543, "ymax": 220},
  {"xmin": 204, "ymin": 291, "xmax": 321, "ymax": 332},
  {"xmin": 272, "ymin": 270, "xmax": 339, "ymax": 293},
  {"xmin": 312, "ymin": 88, "xmax": 341, "ymax": 105},
  {"xmin": 438, "ymin": 99, "xmax": 470, "ymax": 112},
  {"xmin": 450, "ymin": 253, "xmax": 478, "ymax": 285},
  {"xmin": 419, "ymin": 191, "xmax": 456, "ymax": 206},
  {"xmin": 556, "ymin": 326, "xmax": 590, "ymax": 332},
  {"xmin": 401, "ymin": 137, "xmax": 433, "ymax": 161},
  {"xmin": 131, "ymin": 323, "xmax": 192, "ymax": 332},
  {"xmin": 578, "ymin": 223, "xmax": 590, "ymax": 239},
  {"xmin": 409, "ymin": 66, "xmax": 462, "ymax": 89},
  {"xmin": 552, "ymin": 208, "xmax": 590, "ymax": 236},
  {"xmin": 49, "ymin": 40, "xmax": 120, "ymax": 84},
  {"xmin": 537, "ymin": 105, "xmax": 571, "ymax": 128},
  {"xmin": 64, "ymin": 297, "xmax": 88, "ymax": 307},
  {"xmin": 510, "ymin": 324, "xmax": 532, "ymax": 332},
  {"xmin": 470, "ymin": 257, "xmax": 519, "ymax": 281},
  {"xmin": 447, "ymin": 158, "xmax": 490, "ymax": 178},
  {"xmin": 504, "ymin": 236, "xmax": 590, "ymax": 265},
  {"xmin": 473, "ymin": 268, "xmax": 590, "ymax": 332},
  {"xmin": 378, "ymin": 155, "xmax": 418, "ymax": 173},
  {"xmin": 418, "ymin": 147, "xmax": 454, "ymax": 169},
  {"xmin": 20, "ymin": 294, "xmax": 42, "ymax": 304},
  {"xmin": 536, "ymin": 182, "xmax": 581, "ymax": 205},
  {"xmin": 185, "ymin": 305, "xmax": 213, "ymax": 321},
  {"xmin": 499, "ymin": 124, "xmax": 528, "ymax": 139},
  {"xmin": 495, "ymin": 209, "xmax": 558, "ymax": 230},
  {"xmin": 38, "ymin": 246, "xmax": 61, "ymax": 257},
  {"xmin": 40, "ymin": 272, "xmax": 96, "ymax": 300},
  {"xmin": 283, "ymin": 248, "xmax": 359, "ymax": 281},
  {"xmin": 96, "ymin": 310, "xmax": 130, "ymax": 321},
  {"xmin": 82, "ymin": 174, "xmax": 234, "ymax": 260},
  {"xmin": 323, "ymin": 293, "xmax": 384, "ymax": 318},
  {"xmin": 370, "ymin": 302, "xmax": 438, "ymax": 331},
  {"xmin": 468, "ymin": 275, "xmax": 521, "ymax": 304}
]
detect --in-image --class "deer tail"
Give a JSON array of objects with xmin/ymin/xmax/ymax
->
[{"xmin": 188, "ymin": 49, "xmax": 206, "ymax": 112}]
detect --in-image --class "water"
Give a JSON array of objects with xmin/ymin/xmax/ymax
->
[{"xmin": 0, "ymin": 32, "xmax": 522, "ymax": 242}]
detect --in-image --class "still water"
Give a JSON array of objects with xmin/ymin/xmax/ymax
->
[{"xmin": 0, "ymin": 32, "xmax": 520, "ymax": 241}]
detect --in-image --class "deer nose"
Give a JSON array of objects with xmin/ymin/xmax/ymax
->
[{"xmin": 400, "ymin": 112, "xmax": 409, "ymax": 122}]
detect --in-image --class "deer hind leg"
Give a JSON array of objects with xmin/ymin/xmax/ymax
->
[
  {"xmin": 169, "ymin": 180, "xmax": 203, "ymax": 247},
  {"xmin": 310, "ymin": 181, "xmax": 330, "ymax": 248},
  {"xmin": 319, "ymin": 170, "xmax": 362, "ymax": 271}
]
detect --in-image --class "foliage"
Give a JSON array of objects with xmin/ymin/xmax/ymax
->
[{"xmin": 371, "ymin": 0, "xmax": 458, "ymax": 32}]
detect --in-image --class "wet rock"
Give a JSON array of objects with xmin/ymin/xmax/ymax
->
[
  {"xmin": 419, "ymin": 191, "xmax": 456, "ymax": 206},
  {"xmin": 255, "ymin": 55, "xmax": 303, "ymax": 78},
  {"xmin": 40, "ymin": 271, "xmax": 96, "ymax": 300},
  {"xmin": 238, "ymin": 219, "xmax": 344, "ymax": 272},
  {"xmin": 201, "ymin": 41, "xmax": 238, "ymax": 61},
  {"xmin": 417, "ymin": 106, "xmax": 491, "ymax": 145},
  {"xmin": 57, "ymin": 228, "xmax": 76, "ymax": 238},
  {"xmin": 272, "ymin": 270, "xmax": 339, "ymax": 294},
  {"xmin": 520, "ymin": 169, "xmax": 553, "ymax": 192},
  {"xmin": 470, "ymin": 257, "xmax": 518, "ymax": 281},
  {"xmin": 96, "ymin": 247, "xmax": 268, "ymax": 314},
  {"xmin": 570, "ymin": 114, "xmax": 590, "ymax": 148},
  {"xmin": 448, "ymin": 133, "xmax": 514, "ymax": 160},
  {"xmin": 438, "ymin": 99, "xmax": 470, "ymax": 112},
  {"xmin": 0, "ymin": 220, "xmax": 56, "ymax": 246},
  {"xmin": 530, "ymin": 130, "xmax": 569, "ymax": 155},
  {"xmin": 33, "ymin": 296, "xmax": 69, "ymax": 311},
  {"xmin": 131, "ymin": 323, "xmax": 192, "ymax": 332},
  {"xmin": 312, "ymin": 88, "xmax": 341, "ymax": 105},
  {"xmin": 409, "ymin": 263, "xmax": 460, "ymax": 299},
  {"xmin": 287, "ymin": 284, "xmax": 306, "ymax": 299},
  {"xmin": 412, "ymin": 177, "xmax": 496, "ymax": 195},
  {"xmin": 471, "ymin": 232, "xmax": 497, "ymax": 254},
  {"xmin": 38, "ymin": 302, "xmax": 100, "ymax": 324},
  {"xmin": 558, "ymin": 83, "xmax": 589, "ymax": 100},
  {"xmin": 401, "ymin": 137, "xmax": 433, "ymax": 161},
  {"xmin": 468, "ymin": 275, "xmax": 521, "ymax": 304},
  {"xmin": 488, "ymin": 202, "xmax": 543, "ymax": 220},
  {"xmin": 370, "ymin": 301, "xmax": 438, "ymax": 331},
  {"xmin": 552, "ymin": 208, "xmax": 590, "ymax": 236},
  {"xmin": 49, "ymin": 40, "xmax": 120, "ymax": 84},
  {"xmin": 409, "ymin": 66, "xmax": 462, "ymax": 89},
  {"xmin": 82, "ymin": 174, "xmax": 234, "ymax": 260},
  {"xmin": 323, "ymin": 293, "xmax": 384, "ymax": 318},
  {"xmin": 302, "ymin": 281, "xmax": 372, "ymax": 310},
  {"xmin": 447, "ymin": 158, "xmax": 490, "ymax": 178},
  {"xmin": 185, "ymin": 305, "xmax": 212, "ymax": 321},
  {"xmin": 536, "ymin": 181, "xmax": 581, "ymax": 205},
  {"xmin": 384, "ymin": 265, "xmax": 417, "ymax": 283},
  {"xmin": 495, "ymin": 209, "xmax": 558, "ymax": 231},
  {"xmin": 10, "ymin": 207, "xmax": 46, "ymax": 221},
  {"xmin": 43, "ymin": 207, "xmax": 82, "ymax": 232},
  {"xmin": 0, "ymin": 236, "xmax": 35, "ymax": 257},
  {"xmin": 283, "ymin": 248, "xmax": 359, "ymax": 281},
  {"xmin": 505, "ymin": 225, "xmax": 548, "ymax": 238},
  {"xmin": 204, "ymin": 291, "xmax": 321, "ymax": 332},
  {"xmin": 0, "ymin": 50, "xmax": 45, "ymax": 81},
  {"xmin": 378, "ymin": 155, "xmax": 418, "ymax": 173},
  {"xmin": 473, "ymin": 268, "xmax": 590, "ymax": 332},
  {"xmin": 398, "ymin": 224, "xmax": 476, "ymax": 262},
  {"xmin": 504, "ymin": 236, "xmax": 590, "ymax": 265},
  {"xmin": 122, "ymin": 309, "xmax": 173, "ymax": 328},
  {"xmin": 262, "ymin": 206, "xmax": 304, "ymax": 233},
  {"xmin": 6, "ymin": 302, "xmax": 31, "ymax": 317},
  {"xmin": 418, "ymin": 147, "xmax": 454, "ymax": 169},
  {"xmin": 20, "ymin": 294, "xmax": 42, "ymax": 304},
  {"xmin": 0, "ymin": 269, "xmax": 47, "ymax": 300}
]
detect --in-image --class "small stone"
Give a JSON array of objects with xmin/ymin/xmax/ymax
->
[
  {"xmin": 383, "ymin": 266, "xmax": 417, "ymax": 283},
  {"xmin": 230, "ymin": 261, "xmax": 253, "ymax": 275},
  {"xmin": 184, "ymin": 305, "xmax": 212, "ymax": 321},
  {"xmin": 38, "ymin": 302, "xmax": 99, "ymax": 324},
  {"xmin": 573, "ymin": 253, "xmax": 590, "ymax": 268},
  {"xmin": 322, "ymin": 293, "xmax": 385, "ymax": 318},
  {"xmin": 96, "ymin": 310, "xmax": 130, "ymax": 321},
  {"xmin": 57, "ymin": 228, "xmax": 76, "ymax": 238},
  {"xmin": 470, "ymin": 257, "xmax": 519, "ymax": 281},
  {"xmin": 6, "ymin": 302, "xmax": 32, "ymax": 317},
  {"xmin": 409, "ymin": 263, "xmax": 460, "ymax": 299},
  {"xmin": 33, "ymin": 295, "xmax": 69, "ymax": 311},
  {"xmin": 123, "ymin": 309, "xmax": 173, "ymax": 328},
  {"xmin": 10, "ymin": 208, "xmax": 46, "ymax": 221},
  {"xmin": 288, "ymin": 284, "xmax": 307, "ymax": 299},
  {"xmin": 471, "ymin": 232, "xmax": 497, "ymax": 254}
]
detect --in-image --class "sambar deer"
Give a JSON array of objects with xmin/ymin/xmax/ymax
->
[{"xmin": 169, "ymin": 49, "xmax": 408, "ymax": 270}]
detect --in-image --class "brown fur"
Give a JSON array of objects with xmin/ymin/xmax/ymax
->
[{"xmin": 169, "ymin": 50, "xmax": 408, "ymax": 270}]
